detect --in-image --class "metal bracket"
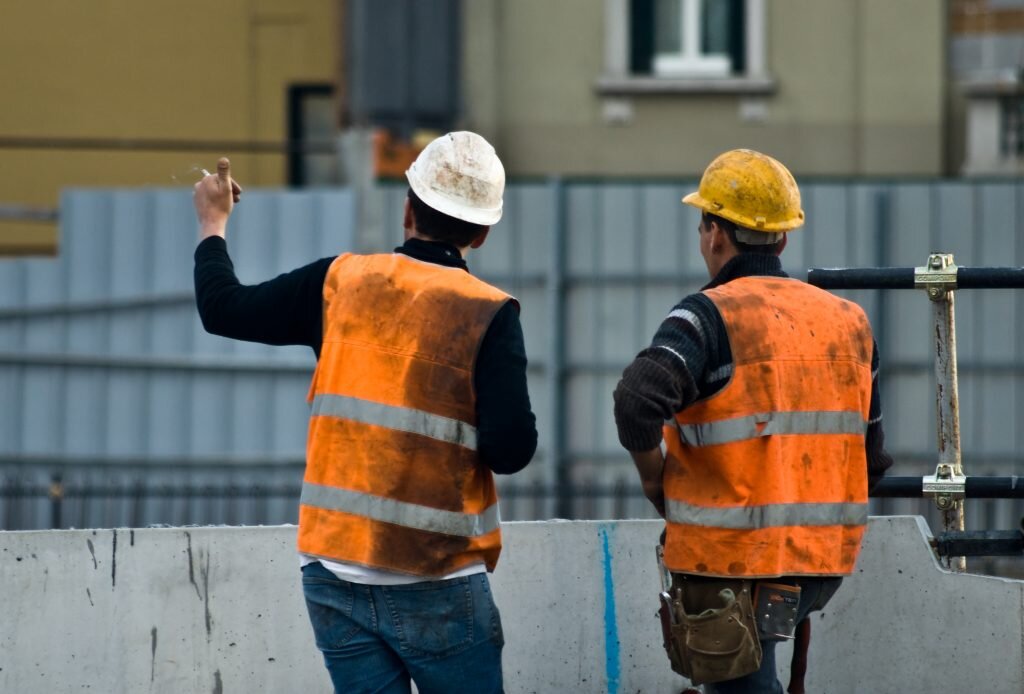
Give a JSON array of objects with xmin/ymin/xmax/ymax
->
[
  {"xmin": 922, "ymin": 463, "xmax": 967, "ymax": 510},
  {"xmin": 914, "ymin": 253, "xmax": 959, "ymax": 301}
]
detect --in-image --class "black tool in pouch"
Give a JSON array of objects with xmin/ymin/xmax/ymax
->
[{"xmin": 753, "ymin": 582, "xmax": 801, "ymax": 641}]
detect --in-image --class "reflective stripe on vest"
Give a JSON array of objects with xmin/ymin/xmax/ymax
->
[
  {"xmin": 301, "ymin": 482, "xmax": 501, "ymax": 537},
  {"xmin": 311, "ymin": 393, "xmax": 478, "ymax": 451},
  {"xmin": 666, "ymin": 498, "xmax": 868, "ymax": 529},
  {"xmin": 676, "ymin": 410, "xmax": 867, "ymax": 447}
]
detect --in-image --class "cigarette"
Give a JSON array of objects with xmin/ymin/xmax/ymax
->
[{"xmin": 201, "ymin": 168, "xmax": 211, "ymax": 176}]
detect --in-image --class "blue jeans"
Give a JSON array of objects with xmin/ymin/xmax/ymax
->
[
  {"xmin": 703, "ymin": 577, "xmax": 842, "ymax": 694},
  {"xmin": 301, "ymin": 562, "xmax": 505, "ymax": 694}
]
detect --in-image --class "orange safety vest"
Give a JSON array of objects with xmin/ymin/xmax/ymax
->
[
  {"xmin": 298, "ymin": 252, "xmax": 513, "ymax": 577},
  {"xmin": 662, "ymin": 276, "xmax": 874, "ymax": 578}
]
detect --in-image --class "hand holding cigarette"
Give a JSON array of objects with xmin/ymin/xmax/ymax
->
[{"xmin": 194, "ymin": 157, "xmax": 243, "ymax": 240}]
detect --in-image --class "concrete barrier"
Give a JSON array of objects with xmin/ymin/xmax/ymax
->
[{"xmin": 0, "ymin": 517, "xmax": 1021, "ymax": 693}]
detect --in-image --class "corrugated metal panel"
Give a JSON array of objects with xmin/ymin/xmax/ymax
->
[
  {"xmin": 0, "ymin": 187, "xmax": 354, "ymax": 528},
  {"xmin": 2, "ymin": 180, "xmax": 1023, "ymax": 531}
]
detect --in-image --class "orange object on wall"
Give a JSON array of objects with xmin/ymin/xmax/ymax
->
[{"xmin": 372, "ymin": 129, "xmax": 422, "ymax": 179}]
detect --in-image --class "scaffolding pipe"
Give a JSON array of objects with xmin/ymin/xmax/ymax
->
[
  {"xmin": 871, "ymin": 476, "xmax": 1024, "ymax": 499},
  {"xmin": 808, "ymin": 266, "xmax": 1024, "ymax": 290},
  {"xmin": 811, "ymin": 253, "xmax": 996, "ymax": 571},
  {"xmin": 930, "ymin": 270, "xmax": 965, "ymax": 571}
]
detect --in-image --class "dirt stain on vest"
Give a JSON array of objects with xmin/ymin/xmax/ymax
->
[
  {"xmin": 385, "ymin": 525, "xmax": 474, "ymax": 575},
  {"xmin": 727, "ymin": 561, "xmax": 747, "ymax": 575},
  {"xmin": 801, "ymin": 453, "xmax": 813, "ymax": 472},
  {"xmin": 786, "ymin": 537, "xmax": 814, "ymax": 564},
  {"xmin": 739, "ymin": 363, "xmax": 775, "ymax": 404}
]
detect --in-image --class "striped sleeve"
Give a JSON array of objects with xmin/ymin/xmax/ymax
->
[{"xmin": 613, "ymin": 294, "xmax": 725, "ymax": 452}]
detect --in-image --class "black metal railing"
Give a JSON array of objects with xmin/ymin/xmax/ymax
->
[
  {"xmin": 809, "ymin": 261, "xmax": 1024, "ymax": 563},
  {"xmin": 872, "ymin": 476, "xmax": 1024, "ymax": 499},
  {"xmin": 1, "ymin": 473, "xmax": 1018, "ymax": 528}
]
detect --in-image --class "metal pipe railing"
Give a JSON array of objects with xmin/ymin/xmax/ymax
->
[
  {"xmin": 871, "ymin": 476, "xmax": 1024, "ymax": 499},
  {"xmin": 809, "ymin": 255, "xmax": 1024, "ymax": 568},
  {"xmin": 933, "ymin": 531, "xmax": 1024, "ymax": 558},
  {"xmin": 807, "ymin": 266, "xmax": 1024, "ymax": 290}
]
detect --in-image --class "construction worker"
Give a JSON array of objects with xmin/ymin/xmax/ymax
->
[
  {"xmin": 612, "ymin": 149, "xmax": 893, "ymax": 693},
  {"xmin": 191, "ymin": 132, "xmax": 537, "ymax": 694}
]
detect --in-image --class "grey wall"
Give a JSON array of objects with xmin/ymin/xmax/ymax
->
[
  {"xmin": 0, "ymin": 517, "xmax": 1021, "ymax": 693},
  {"xmin": 2, "ymin": 181, "xmax": 1024, "ymax": 532}
]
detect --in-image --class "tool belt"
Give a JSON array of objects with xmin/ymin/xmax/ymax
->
[{"xmin": 658, "ymin": 577, "xmax": 763, "ymax": 685}]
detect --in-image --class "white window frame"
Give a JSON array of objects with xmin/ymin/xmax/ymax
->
[
  {"xmin": 599, "ymin": 0, "xmax": 771, "ymax": 93},
  {"xmin": 652, "ymin": 0, "xmax": 731, "ymax": 78}
]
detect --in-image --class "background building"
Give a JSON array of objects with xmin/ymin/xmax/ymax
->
[
  {"xmin": 463, "ymin": 0, "xmax": 946, "ymax": 177},
  {"xmin": 2, "ymin": 3, "xmax": 1023, "ymax": 572},
  {"xmin": 0, "ymin": 0, "xmax": 956, "ymax": 255},
  {"xmin": 951, "ymin": 0, "xmax": 1024, "ymax": 174},
  {"xmin": 0, "ymin": 0, "xmax": 340, "ymax": 254}
]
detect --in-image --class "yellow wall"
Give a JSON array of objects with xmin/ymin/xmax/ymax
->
[{"xmin": 0, "ymin": 0, "xmax": 339, "ymax": 255}]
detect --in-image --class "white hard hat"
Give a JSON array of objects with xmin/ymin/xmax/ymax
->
[{"xmin": 405, "ymin": 131, "xmax": 505, "ymax": 226}]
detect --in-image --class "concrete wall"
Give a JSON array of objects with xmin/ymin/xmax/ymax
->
[
  {"xmin": 462, "ymin": 0, "xmax": 945, "ymax": 177},
  {"xmin": 1, "ymin": 516, "xmax": 1022, "ymax": 693}
]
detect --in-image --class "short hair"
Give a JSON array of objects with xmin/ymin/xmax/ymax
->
[
  {"xmin": 702, "ymin": 212, "xmax": 785, "ymax": 255},
  {"xmin": 407, "ymin": 188, "xmax": 489, "ymax": 247}
]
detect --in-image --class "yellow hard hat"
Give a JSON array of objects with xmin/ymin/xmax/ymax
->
[{"xmin": 682, "ymin": 149, "xmax": 804, "ymax": 233}]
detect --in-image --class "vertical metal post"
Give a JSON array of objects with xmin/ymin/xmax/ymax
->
[
  {"xmin": 49, "ymin": 473, "xmax": 64, "ymax": 529},
  {"xmin": 547, "ymin": 177, "xmax": 569, "ymax": 519},
  {"xmin": 872, "ymin": 190, "xmax": 891, "ymax": 517},
  {"xmin": 919, "ymin": 253, "xmax": 967, "ymax": 571},
  {"xmin": 933, "ymin": 287, "xmax": 966, "ymax": 571},
  {"xmin": 131, "ymin": 479, "xmax": 145, "ymax": 528}
]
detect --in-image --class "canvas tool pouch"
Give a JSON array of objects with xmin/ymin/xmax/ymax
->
[{"xmin": 664, "ymin": 578, "xmax": 762, "ymax": 685}]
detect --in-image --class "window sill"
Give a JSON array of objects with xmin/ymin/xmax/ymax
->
[
  {"xmin": 594, "ymin": 75, "xmax": 777, "ymax": 96},
  {"xmin": 961, "ymin": 79, "xmax": 1024, "ymax": 98}
]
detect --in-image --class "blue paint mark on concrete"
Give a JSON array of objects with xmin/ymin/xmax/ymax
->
[{"xmin": 600, "ymin": 525, "xmax": 621, "ymax": 694}]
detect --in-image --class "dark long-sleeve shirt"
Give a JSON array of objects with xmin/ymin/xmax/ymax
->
[
  {"xmin": 194, "ymin": 236, "xmax": 538, "ymax": 474},
  {"xmin": 613, "ymin": 253, "xmax": 893, "ymax": 487}
]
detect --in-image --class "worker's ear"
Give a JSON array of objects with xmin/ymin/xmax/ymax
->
[
  {"xmin": 403, "ymin": 198, "xmax": 414, "ymax": 234},
  {"xmin": 775, "ymin": 234, "xmax": 788, "ymax": 256},
  {"xmin": 708, "ymin": 221, "xmax": 728, "ymax": 254},
  {"xmin": 469, "ymin": 228, "xmax": 490, "ymax": 249}
]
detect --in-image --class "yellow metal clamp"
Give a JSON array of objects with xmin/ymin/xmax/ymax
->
[
  {"xmin": 913, "ymin": 252, "xmax": 959, "ymax": 300},
  {"xmin": 921, "ymin": 463, "xmax": 966, "ymax": 511}
]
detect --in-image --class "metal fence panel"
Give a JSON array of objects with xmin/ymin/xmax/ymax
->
[
  {"xmin": 1, "ymin": 186, "xmax": 353, "ymax": 528},
  {"xmin": 2, "ymin": 180, "xmax": 1024, "ymax": 531}
]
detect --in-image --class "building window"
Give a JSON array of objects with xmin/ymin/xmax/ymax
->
[
  {"xmin": 598, "ymin": 0, "xmax": 770, "ymax": 93},
  {"xmin": 999, "ymin": 94, "xmax": 1024, "ymax": 157},
  {"xmin": 635, "ymin": 0, "xmax": 745, "ymax": 77},
  {"xmin": 287, "ymin": 84, "xmax": 339, "ymax": 187}
]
